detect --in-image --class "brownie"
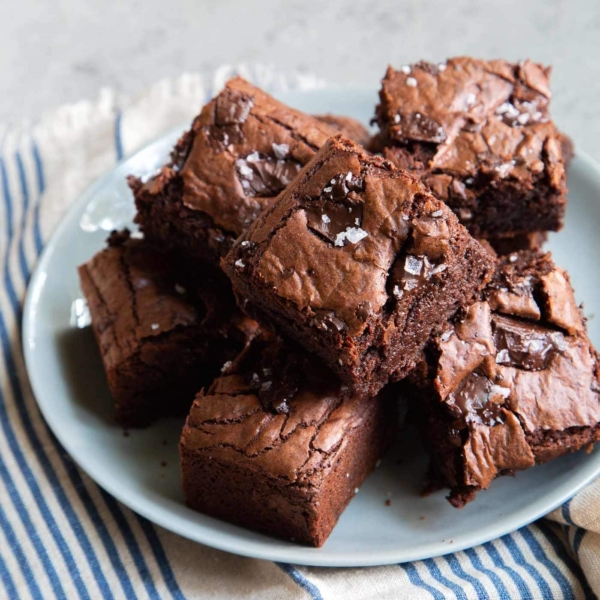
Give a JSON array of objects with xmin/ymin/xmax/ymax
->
[
  {"xmin": 314, "ymin": 114, "xmax": 371, "ymax": 147},
  {"xmin": 131, "ymin": 77, "xmax": 338, "ymax": 266},
  {"xmin": 180, "ymin": 333, "xmax": 397, "ymax": 546},
  {"xmin": 78, "ymin": 230, "xmax": 259, "ymax": 427},
  {"xmin": 374, "ymin": 58, "xmax": 567, "ymax": 239},
  {"xmin": 406, "ymin": 250, "xmax": 600, "ymax": 507},
  {"xmin": 223, "ymin": 135, "xmax": 495, "ymax": 395}
]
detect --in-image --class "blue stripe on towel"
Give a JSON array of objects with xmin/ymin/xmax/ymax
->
[
  {"xmin": 422, "ymin": 558, "xmax": 468, "ymax": 600},
  {"xmin": 276, "ymin": 563, "xmax": 323, "ymax": 600},
  {"xmin": 518, "ymin": 527, "xmax": 575, "ymax": 599},
  {"xmin": 399, "ymin": 563, "xmax": 445, "ymax": 600},
  {"xmin": 135, "ymin": 515, "xmax": 186, "ymax": 600},
  {"xmin": 500, "ymin": 533, "xmax": 553, "ymax": 598},
  {"xmin": 482, "ymin": 540, "xmax": 532, "ymax": 598}
]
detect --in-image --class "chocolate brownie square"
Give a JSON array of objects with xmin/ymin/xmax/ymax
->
[
  {"xmin": 406, "ymin": 250, "xmax": 600, "ymax": 507},
  {"xmin": 223, "ymin": 135, "xmax": 494, "ymax": 395},
  {"xmin": 78, "ymin": 230, "xmax": 258, "ymax": 427},
  {"xmin": 180, "ymin": 333, "xmax": 397, "ymax": 546},
  {"xmin": 374, "ymin": 58, "xmax": 567, "ymax": 240},
  {"xmin": 131, "ymin": 77, "xmax": 339, "ymax": 266}
]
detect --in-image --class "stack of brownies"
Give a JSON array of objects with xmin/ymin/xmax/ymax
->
[{"xmin": 79, "ymin": 58, "xmax": 600, "ymax": 547}]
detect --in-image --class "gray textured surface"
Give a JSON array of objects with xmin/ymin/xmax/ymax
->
[{"xmin": 3, "ymin": 0, "xmax": 600, "ymax": 157}]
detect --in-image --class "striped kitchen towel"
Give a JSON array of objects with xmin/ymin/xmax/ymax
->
[{"xmin": 0, "ymin": 64, "xmax": 598, "ymax": 599}]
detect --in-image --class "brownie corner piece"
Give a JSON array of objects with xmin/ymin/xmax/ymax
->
[
  {"xmin": 408, "ymin": 250, "xmax": 600, "ymax": 506},
  {"xmin": 78, "ymin": 230, "xmax": 256, "ymax": 427},
  {"xmin": 223, "ymin": 134, "xmax": 494, "ymax": 394},
  {"xmin": 179, "ymin": 334, "xmax": 396, "ymax": 546},
  {"xmin": 375, "ymin": 57, "xmax": 567, "ymax": 239}
]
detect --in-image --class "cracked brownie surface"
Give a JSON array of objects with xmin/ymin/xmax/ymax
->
[
  {"xmin": 406, "ymin": 250, "xmax": 600, "ymax": 507},
  {"xmin": 180, "ymin": 333, "xmax": 397, "ymax": 546},
  {"xmin": 131, "ymin": 77, "xmax": 339, "ymax": 266},
  {"xmin": 78, "ymin": 230, "xmax": 258, "ymax": 427},
  {"xmin": 223, "ymin": 135, "xmax": 495, "ymax": 395},
  {"xmin": 374, "ymin": 57, "xmax": 567, "ymax": 239}
]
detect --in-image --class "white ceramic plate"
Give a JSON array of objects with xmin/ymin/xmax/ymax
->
[{"xmin": 23, "ymin": 88, "xmax": 600, "ymax": 567}]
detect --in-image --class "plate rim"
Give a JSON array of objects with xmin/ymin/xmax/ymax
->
[{"xmin": 21, "ymin": 89, "xmax": 600, "ymax": 567}]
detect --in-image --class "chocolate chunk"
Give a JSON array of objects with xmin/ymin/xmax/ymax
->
[
  {"xmin": 321, "ymin": 172, "xmax": 365, "ymax": 202},
  {"xmin": 402, "ymin": 112, "xmax": 446, "ymax": 143},
  {"xmin": 488, "ymin": 288, "xmax": 541, "ymax": 320},
  {"xmin": 492, "ymin": 314, "xmax": 565, "ymax": 371},
  {"xmin": 311, "ymin": 309, "xmax": 348, "ymax": 334},
  {"xmin": 235, "ymin": 152, "xmax": 302, "ymax": 197},
  {"xmin": 411, "ymin": 214, "xmax": 451, "ymax": 260},
  {"xmin": 447, "ymin": 371, "xmax": 507, "ymax": 427},
  {"xmin": 246, "ymin": 347, "xmax": 300, "ymax": 414},
  {"xmin": 356, "ymin": 301, "xmax": 373, "ymax": 322},
  {"xmin": 305, "ymin": 199, "xmax": 364, "ymax": 245},
  {"xmin": 390, "ymin": 254, "xmax": 447, "ymax": 294}
]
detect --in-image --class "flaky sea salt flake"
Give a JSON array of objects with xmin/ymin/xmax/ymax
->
[
  {"xmin": 334, "ymin": 227, "xmax": 368, "ymax": 246},
  {"xmin": 272, "ymin": 143, "xmax": 289, "ymax": 159}
]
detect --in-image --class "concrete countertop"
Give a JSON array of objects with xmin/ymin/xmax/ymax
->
[{"xmin": 2, "ymin": 0, "xmax": 599, "ymax": 158}]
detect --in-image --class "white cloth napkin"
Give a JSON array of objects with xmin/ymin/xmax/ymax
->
[{"xmin": 1, "ymin": 64, "xmax": 598, "ymax": 599}]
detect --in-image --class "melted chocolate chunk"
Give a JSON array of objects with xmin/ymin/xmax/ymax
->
[
  {"xmin": 447, "ymin": 371, "xmax": 506, "ymax": 427},
  {"xmin": 492, "ymin": 314, "xmax": 565, "ymax": 371},
  {"xmin": 411, "ymin": 213, "xmax": 451, "ymax": 260},
  {"xmin": 311, "ymin": 309, "xmax": 348, "ymax": 334},
  {"xmin": 215, "ymin": 94, "xmax": 254, "ymax": 125},
  {"xmin": 402, "ymin": 112, "xmax": 446, "ymax": 143},
  {"xmin": 356, "ymin": 301, "xmax": 373, "ymax": 322},
  {"xmin": 305, "ymin": 199, "xmax": 364, "ymax": 244},
  {"xmin": 235, "ymin": 152, "xmax": 302, "ymax": 197},
  {"xmin": 246, "ymin": 346, "xmax": 300, "ymax": 414},
  {"xmin": 389, "ymin": 254, "xmax": 447, "ymax": 295},
  {"xmin": 321, "ymin": 172, "xmax": 364, "ymax": 202}
]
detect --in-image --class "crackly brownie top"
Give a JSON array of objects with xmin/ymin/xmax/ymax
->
[
  {"xmin": 229, "ymin": 134, "xmax": 489, "ymax": 339},
  {"xmin": 180, "ymin": 334, "xmax": 370, "ymax": 483},
  {"xmin": 176, "ymin": 77, "xmax": 336, "ymax": 237},
  {"xmin": 419, "ymin": 250, "xmax": 600, "ymax": 489},
  {"xmin": 79, "ymin": 230, "xmax": 257, "ymax": 370},
  {"xmin": 376, "ymin": 57, "xmax": 565, "ymax": 194}
]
